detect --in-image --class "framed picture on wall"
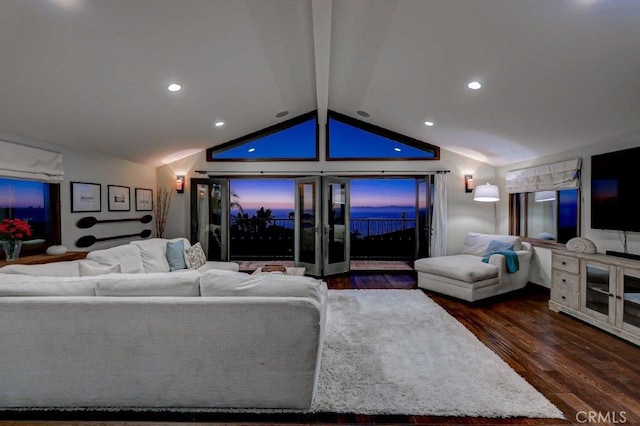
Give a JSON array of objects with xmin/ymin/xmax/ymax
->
[
  {"xmin": 135, "ymin": 188, "xmax": 153, "ymax": 211},
  {"xmin": 107, "ymin": 185, "xmax": 130, "ymax": 211},
  {"xmin": 70, "ymin": 181, "xmax": 101, "ymax": 213}
]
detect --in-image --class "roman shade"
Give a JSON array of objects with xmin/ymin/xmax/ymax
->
[
  {"xmin": 505, "ymin": 158, "xmax": 581, "ymax": 194},
  {"xmin": 0, "ymin": 140, "xmax": 64, "ymax": 183}
]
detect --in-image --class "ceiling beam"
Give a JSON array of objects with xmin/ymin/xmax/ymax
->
[{"xmin": 312, "ymin": 0, "xmax": 332, "ymax": 125}]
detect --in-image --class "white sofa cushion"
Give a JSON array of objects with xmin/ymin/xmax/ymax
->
[
  {"xmin": 200, "ymin": 270, "xmax": 324, "ymax": 302},
  {"xmin": 79, "ymin": 261, "xmax": 122, "ymax": 276},
  {"xmin": 0, "ymin": 260, "xmax": 81, "ymax": 277},
  {"xmin": 460, "ymin": 232, "xmax": 522, "ymax": 256},
  {"xmin": 0, "ymin": 274, "xmax": 97, "ymax": 296},
  {"xmin": 196, "ymin": 261, "xmax": 240, "ymax": 273},
  {"xmin": 414, "ymin": 254, "xmax": 499, "ymax": 283},
  {"xmin": 129, "ymin": 238, "xmax": 188, "ymax": 273},
  {"xmin": 95, "ymin": 271, "xmax": 201, "ymax": 296},
  {"xmin": 86, "ymin": 244, "xmax": 145, "ymax": 274}
]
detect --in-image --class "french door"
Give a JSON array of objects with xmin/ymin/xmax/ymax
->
[
  {"xmin": 294, "ymin": 176, "xmax": 350, "ymax": 276},
  {"xmin": 415, "ymin": 177, "xmax": 431, "ymax": 259},
  {"xmin": 190, "ymin": 178, "xmax": 230, "ymax": 261}
]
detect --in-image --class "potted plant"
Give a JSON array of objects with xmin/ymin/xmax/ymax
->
[{"xmin": 0, "ymin": 218, "xmax": 32, "ymax": 261}]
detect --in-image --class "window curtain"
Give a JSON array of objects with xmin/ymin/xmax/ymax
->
[
  {"xmin": 430, "ymin": 172, "xmax": 448, "ymax": 257},
  {"xmin": 505, "ymin": 158, "xmax": 581, "ymax": 194},
  {"xmin": 197, "ymin": 184, "xmax": 210, "ymax": 254},
  {"xmin": 0, "ymin": 140, "xmax": 64, "ymax": 182}
]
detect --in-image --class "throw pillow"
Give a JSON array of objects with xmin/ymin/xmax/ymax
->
[
  {"xmin": 166, "ymin": 240, "xmax": 187, "ymax": 271},
  {"xmin": 184, "ymin": 242, "xmax": 207, "ymax": 269},
  {"xmin": 482, "ymin": 239, "xmax": 515, "ymax": 257},
  {"xmin": 79, "ymin": 262, "xmax": 122, "ymax": 276}
]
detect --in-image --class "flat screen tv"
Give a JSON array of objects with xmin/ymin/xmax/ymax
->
[{"xmin": 591, "ymin": 146, "xmax": 640, "ymax": 232}]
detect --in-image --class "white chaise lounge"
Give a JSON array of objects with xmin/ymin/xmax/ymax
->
[{"xmin": 414, "ymin": 232, "xmax": 533, "ymax": 302}]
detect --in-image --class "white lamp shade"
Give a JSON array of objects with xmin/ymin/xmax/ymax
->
[
  {"xmin": 474, "ymin": 183, "xmax": 500, "ymax": 202},
  {"xmin": 534, "ymin": 190, "xmax": 556, "ymax": 202}
]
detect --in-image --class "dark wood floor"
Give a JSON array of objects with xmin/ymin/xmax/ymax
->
[{"xmin": 3, "ymin": 273, "xmax": 640, "ymax": 425}]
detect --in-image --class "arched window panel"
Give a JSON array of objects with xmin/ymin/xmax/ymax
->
[
  {"xmin": 327, "ymin": 111, "xmax": 439, "ymax": 161},
  {"xmin": 207, "ymin": 111, "xmax": 318, "ymax": 161}
]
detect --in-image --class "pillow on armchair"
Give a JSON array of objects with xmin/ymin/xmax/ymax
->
[
  {"xmin": 460, "ymin": 233, "xmax": 521, "ymax": 256},
  {"xmin": 482, "ymin": 240, "xmax": 515, "ymax": 257}
]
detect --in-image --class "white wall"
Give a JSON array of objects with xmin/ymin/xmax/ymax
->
[
  {"xmin": 498, "ymin": 133, "xmax": 640, "ymax": 287},
  {"xmin": 159, "ymin": 124, "xmax": 497, "ymax": 256},
  {"xmin": 0, "ymin": 132, "xmax": 156, "ymax": 251}
]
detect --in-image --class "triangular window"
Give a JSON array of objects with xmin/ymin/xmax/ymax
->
[
  {"xmin": 207, "ymin": 111, "xmax": 318, "ymax": 161},
  {"xmin": 327, "ymin": 111, "xmax": 439, "ymax": 160}
]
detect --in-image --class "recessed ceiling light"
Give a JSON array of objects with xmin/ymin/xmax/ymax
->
[
  {"xmin": 467, "ymin": 81, "xmax": 482, "ymax": 90},
  {"xmin": 356, "ymin": 110, "xmax": 370, "ymax": 118},
  {"xmin": 394, "ymin": 147, "xmax": 402, "ymax": 152},
  {"xmin": 248, "ymin": 148, "xmax": 256, "ymax": 153},
  {"xmin": 214, "ymin": 121, "xmax": 224, "ymax": 127},
  {"xmin": 275, "ymin": 111, "xmax": 289, "ymax": 118},
  {"xmin": 167, "ymin": 83, "xmax": 181, "ymax": 92},
  {"xmin": 424, "ymin": 121, "xmax": 434, "ymax": 126}
]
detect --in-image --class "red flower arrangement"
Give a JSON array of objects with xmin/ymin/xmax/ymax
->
[{"xmin": 0, "ymin": 218, "xmax": 32, "ymax": 241}]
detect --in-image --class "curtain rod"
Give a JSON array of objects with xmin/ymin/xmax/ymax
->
[{"xmin": 194, "ymin": 170, "xmax": 450, "ymax": 176}]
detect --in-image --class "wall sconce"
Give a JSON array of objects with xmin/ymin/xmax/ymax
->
[
  {"xmin": 176, "ymin": 175, "xmax": 185, "ymax": 193},
  {"xmin": 464, "ymin": 174, "xmax": 474, "ymax": 193}
]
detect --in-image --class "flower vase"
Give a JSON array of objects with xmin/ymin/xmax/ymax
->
[{"xmin": 3, "ymin": 240, "xmax": 23, "ymax": 261}]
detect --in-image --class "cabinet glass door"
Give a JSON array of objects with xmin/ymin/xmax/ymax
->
[
  {"xmin": 621, "ymin": 268, "xmax": 640, "ymax": 333},
  {"xmin": 582, "ymin": 261, "xmax": 614, "ymax": 323}
]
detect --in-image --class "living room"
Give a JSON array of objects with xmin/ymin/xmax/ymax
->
[{"xmin": 1, "ymin": 0, "xmax": 640, "ymax": 424}]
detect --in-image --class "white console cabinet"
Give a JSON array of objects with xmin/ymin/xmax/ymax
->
[{"xmin": 549, "ymin": 250, "xmax": 640, "ymax": 346}]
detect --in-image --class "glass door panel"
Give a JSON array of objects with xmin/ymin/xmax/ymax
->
[
  {"xmin": 583, "ymin": 262, "xmax": 614, "ymax": 322},
  {"xmin": 415, "ymin": 178, "xmax": 430, "ymax": 259},
  {"xmin": 190, "ymin": 179, "xmax": 229, "ymax": 261},
  {"xmin": 622, "ymin": 269, "xmax": 640, "ymax": 332},
  {"xmin": 294, "ymin": 177, "xmax": 321, "ymax": 276},
  {"xmin": 323, "ymin": 177, "xmax": 350, "ymax": 276}
]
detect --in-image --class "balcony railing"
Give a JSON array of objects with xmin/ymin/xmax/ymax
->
[{"xmin": 229, "ymin": 217, "xmax": 415, "ymax": 260}]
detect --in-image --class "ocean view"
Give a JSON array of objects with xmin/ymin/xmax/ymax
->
[{"xmin": 231, "ymin": 205, "xmax": 416, "ymax": 219}]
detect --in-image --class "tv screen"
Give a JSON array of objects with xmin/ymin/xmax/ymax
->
[{"xmin": 591, "ymin": 146, "xmax": 640, "ymax": 232}]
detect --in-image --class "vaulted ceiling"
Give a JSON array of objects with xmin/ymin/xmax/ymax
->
[{"xmin": 1, "ymin": 0, "xmax": 639, "ymax": 168}]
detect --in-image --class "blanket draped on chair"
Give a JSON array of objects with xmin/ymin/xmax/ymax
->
[{"xmin": 482, "ymin": 250, "xmax": 519, "ymax": 273}]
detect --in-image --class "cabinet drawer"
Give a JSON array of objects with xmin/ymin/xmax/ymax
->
[
  {"xmin": 550, "ymin": 287, "xmax": 579, "ymax": 310},
  {"xmin": 552, "ymin": 269, "xmax": 579, "ymax": 292},
  {"xmin": 553, "ymin": 253, "xmax": 580, "ymax": 274}
]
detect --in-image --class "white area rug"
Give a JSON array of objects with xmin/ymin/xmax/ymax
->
[{"xmin": 310, "ymin": 289, "xmax": 564, "ymax": 418}]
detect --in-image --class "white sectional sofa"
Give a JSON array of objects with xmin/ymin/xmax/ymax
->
[{"xmin": 0, "ymin": 238, "xmax": 327, "ymax": 410}]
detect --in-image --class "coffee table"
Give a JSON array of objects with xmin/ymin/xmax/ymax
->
[{"xmin": 251, "ymin": 266, "xmax": 306, "ymax": 276}]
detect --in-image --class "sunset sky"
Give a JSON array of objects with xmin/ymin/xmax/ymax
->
[
  {"xmin": 230, "ymin": 178, "xmax": 415, "ymax": 213},
  {"xmin": 0, "ymin": 178, "xmax": 45, "ymax": 208}
]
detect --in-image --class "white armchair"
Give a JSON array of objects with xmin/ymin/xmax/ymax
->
[{"xmin": 414, "ymin": 232, "xmax": 533, "ymax": 302}]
